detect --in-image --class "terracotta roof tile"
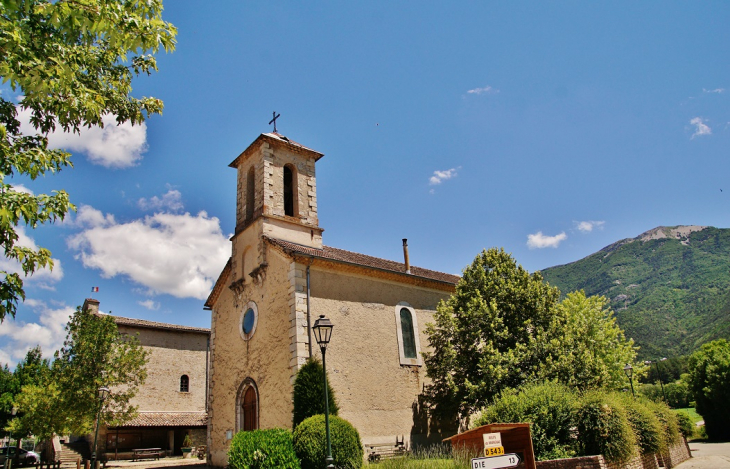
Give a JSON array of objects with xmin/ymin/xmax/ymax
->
[
  {"xmin": 111, "ymin": 315, "xmax": 210, "ymax": 335},
  {"xmin": 266, "ymin": 237, "xmax": 460, "ymax": 285},
  {"xmin": 113, "ymin": 412, "xmax": 207, "ymax": 428}
]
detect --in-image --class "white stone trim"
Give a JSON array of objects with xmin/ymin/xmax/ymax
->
[
  {"xmin": 394, "ymin": 302, "xmax": 422, "ymax": 366},
  {"xmin": 239, "ymin": 301, "xmax": 258, "ymax": 341}
]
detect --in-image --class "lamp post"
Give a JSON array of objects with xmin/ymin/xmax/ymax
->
[
  {"xmin": 91, "ymin": 386, "xmax": 110, "ymax": 469},
  {"xmin": 623, "ymin": 364, "xmax": 635, "ymax": 398},
  {"xmin": 4, "ymin": 407, "xmax": 17, "ymax": 469},
  {"xmin": 312, "ymin": 315, "xmax": 334, "ymax": 469},
  {"xmin": 645, "ymin": 358, "xmax": 668, "ymax": 404}
]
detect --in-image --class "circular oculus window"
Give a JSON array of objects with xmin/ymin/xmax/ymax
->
[{"xmin": 239, "ymin": 301, "xmax": 258, "ymax": 340}]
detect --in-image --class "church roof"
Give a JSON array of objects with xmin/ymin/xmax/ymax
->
[
  {"xmin": 229, "ymin": 132, "xmax": 324, "ymax": 168},
  {"xmin": 266, "ymin": 237, "xmax": 461, "ymax": 285},
  {"xmin": 110, "ymin": 411, "xmax": 207, "ymax": 428},
  {"xmin": 111, "ymin": 315, "xmax": 210, "ymax": 335}
]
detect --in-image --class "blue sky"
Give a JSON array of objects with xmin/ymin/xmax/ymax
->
[{"xmin": 1, "ymin": 1, "xmax": 729, "ymax": 366}]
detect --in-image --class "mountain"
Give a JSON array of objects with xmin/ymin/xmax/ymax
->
[{"xmin": 540, "ymin": 226, "xmax": 730, "ymax": 359}]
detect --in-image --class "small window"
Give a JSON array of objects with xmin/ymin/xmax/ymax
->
[
  {"xmin": 283, "ymin": 165, "xmax": 298, "ymax": 217},
  {"xmin": 245, "ymin": 167, "xmax": 255, "ymax": 223},
  {"xmin": 239, "ymin": 301, "xmax": 258, "ymax": 341},
  {"xmin": 180, "ymin": 375, "xmax": 189, "ymax": 393},
  {"xmin": 394, "ymin": 303, "xmax": 422, "ymax": 366}
]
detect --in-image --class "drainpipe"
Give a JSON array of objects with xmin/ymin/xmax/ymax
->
[
  {"xmin": 403, "ymin": 239, "xmax": 411, "ymax": 274},
  {"xmin": 306, "ymin": 259, "xmax": 313, "ymax": 358}
]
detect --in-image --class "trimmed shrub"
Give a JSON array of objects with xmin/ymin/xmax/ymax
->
[
  {"xmin": 618, "ymin": 396, "xmax": 663, "ymax": 455},
  {"xmin": 293, "ymin": 358, "xmax": 339, "ymax": 428},
  {"xmin": 472, "ymin": 382, "xmax": 577, "ymax": 460},
  {"xmin": 228, "ymin": 428, "xmax": 300, "ymax": 469},
  {"xmin": 293, "ymin": 415, "xmax": 363, "ymax": 469},
  {"xmin": 574, "ymin": 391, "xmax": 636, "ymax": 462},
  {"xmin": 676, "ymin": 411, "xmax": 694, "ymax": 439}
]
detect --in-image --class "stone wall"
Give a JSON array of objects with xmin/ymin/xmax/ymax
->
[{"xmin": 535, "ymin": 438, "xmax": 691, "ymax": 469}]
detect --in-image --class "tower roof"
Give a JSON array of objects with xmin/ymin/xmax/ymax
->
[{"xmin": 229, "ymin": 132, "xmax": 324, "ymax": 168}]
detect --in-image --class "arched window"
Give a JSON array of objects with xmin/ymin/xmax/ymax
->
[
  {"xmin": 180, "ymin": 375, "xmax": 189, "ymax": 393},
  {"xmin": 283, "ymin": 165, "xmax": 297, "ymax": 217},
  {"xmin": 236, "ymin": 379, "xmax": 259, "ymax": 432},
  {"xmin": 394, "ymin": 303, "xmax": 422, "ymax": 366},
  {"xmin": 245, "ymin": 166, "xmax": 255, "ymax": 223}
]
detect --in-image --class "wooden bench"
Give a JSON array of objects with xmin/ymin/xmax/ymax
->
[
  {"xmin": 131, "ymin": 448, "xmax": 163, "ymax": 461},
  {"xmin": 367, "ymin": 436, "xmax": 409, "ymax": 462}
]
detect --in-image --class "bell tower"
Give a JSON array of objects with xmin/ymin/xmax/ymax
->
[{"xmin": 228, "ymin": 132, "xmax": 324, "ymax": 285}]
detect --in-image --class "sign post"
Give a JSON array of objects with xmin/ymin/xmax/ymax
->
[{"xmin": 471, "ymin": 453, "xmax": 522, "ymax": 469}]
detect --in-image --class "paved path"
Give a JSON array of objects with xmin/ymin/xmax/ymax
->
[{"xmin": 677, "ymin": 441, "xmax": 730, "ymax": 469}]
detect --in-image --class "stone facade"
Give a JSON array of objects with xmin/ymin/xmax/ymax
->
[
  {"xmin": 83, "ymin": 299, "xmax": 209, "ymax": 459},
  {"xmin": 205, "ymin": 132, "xmax": 460, "ymax": 467}
]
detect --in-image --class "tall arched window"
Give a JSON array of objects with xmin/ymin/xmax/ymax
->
[
  {"xmin": 394, "ymin": 303, "xmax": 422, "ymax": 366},
  {"xmin": 180, "ymin": 375, "xmax": 189, "ymax": 393},
  {"xmin": 245, "ymin": 166, "xmax": 255, "ymax": 223},
  {"xmin": 236, "ymin": 379, "xmax": 259, "ymax": 432},
  {"xmin": 283, "ymin": 165, "xmax": 297, "ymax": 217}
]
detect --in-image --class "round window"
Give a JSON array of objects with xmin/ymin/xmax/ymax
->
[{"xmin": 239, "ymin": 302, "xmax": 258, "ymax": 340}]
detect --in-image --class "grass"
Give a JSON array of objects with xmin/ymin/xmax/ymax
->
[
  {"xmin": 674, "ymin": 407, "xmax": 702, "ymax": 425},
  {"xmin": 366, "ymin": 446, "xmax": 472, "ymax": 469}
]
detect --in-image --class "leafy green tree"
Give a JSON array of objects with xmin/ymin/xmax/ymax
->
[
  {"xmin": 0, "ymin": 363, "xmax": 17, "ymax": 436},
  {"xmin": 686, "ymin": 339, "xmax": 730, "ymax": 440},
  {"xmin": 8, "ymin": 307, "xmax": 148, "ymax": 437},
  {"xmin": 0, "ymin": 0, "xmax": 176, "ymax": 321},
  {"xmin": 292, "ymin": 358, "xmax": 338, "ymax": 428},
  {"xmin": 423, "ymin": 248, "xmax": 560, "ymax": 424},
  {"xmin": 539, "ymin": 291, "xmax": 640, "ymax": 390}
]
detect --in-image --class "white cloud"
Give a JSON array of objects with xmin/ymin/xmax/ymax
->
[
  {"xmin": 467, "ymin": 85, "xmax": 499, "ymax": 95},
  {"xmin": 0, "ymin": 299, "xmax": 74, "ymax": 363},
  {"xmin": 429, "ymin": 167, "xmax": 459, "ymax": 185},
  {"xmin": 67, "ymin": 209, "xmax": 230, "ymax": 300},
  {"xmin": 575, "ymin": 220, "xmax": 605, "ymax": 233},
  {"xmin": 138, "ymin": 189, "xmax": 184, "ymax": 212},
  {"xmin": 690, "ymin": 117, "xmax": 712, "ymax": 139},
  {"xmin": 703, "ymin": 88, "xmax": 725, "ymax": 94},
  {"xmin": 527, "ymin": 231, "xmax": 567, "ymax": 249},
  {"xmin": 138, "ymin": 300, "xmax": 160, "ymax": 311},
  {"xmin": 72, "ymin": 204, "xmax": 116, "ymax": 228},
  {"xmin": 11, "ymin": 184, "xmax": 33, "ymax": 195},
  {"xmin": 17, "ymin": 108, "xmax": 148, "ymax": 168},
  {"xmin": 0, "ymin": 226, "xmax": 64, "ymax": 289}
]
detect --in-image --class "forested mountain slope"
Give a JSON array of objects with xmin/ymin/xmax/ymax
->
[{"xmin": 541, "ymin": 226, "xmax": 730, "ymax": 359}]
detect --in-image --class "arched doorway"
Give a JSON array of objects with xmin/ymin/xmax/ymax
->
[{"xmin": 236, "ymin": 379, "xmax": 259, "ymax": 431}]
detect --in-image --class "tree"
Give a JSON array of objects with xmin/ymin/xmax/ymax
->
[
  {"xmin": 423, "ymin": 248, "xmax": 560, "ymax": 425},
  {"xmin": 292, "ymin": 358, "xmax": 338, "ymax": 428},
  {"xmin": 539, "ymin": 291, "xmax": 640, "ymax": 390},
  {"xmin": 0, "ymin": 0, "xmax": 176, "ymax": 321},
  {"xmin": 8, "ymin": 307, "xmax": 148, "ymax": 437},
  {"xmin": 686, "ymin": 339, "xmax": 730, "ymax": 440}
]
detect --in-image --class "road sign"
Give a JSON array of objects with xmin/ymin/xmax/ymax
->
[
  {"xmin": 471, "ymin": 453, "xmax": 522, "ymax": 469},
  {"xmin": 483, "ymin": 432, "xmax": 502, "ymax": 448},
  {"xmin": 484, "ymin": 446, "xmax": 505, "ymax": 457}
]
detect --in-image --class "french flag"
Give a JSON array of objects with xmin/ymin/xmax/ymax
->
[{"xmin": 91, "ymin": 287, "xmax": 99, "ymax": 293}]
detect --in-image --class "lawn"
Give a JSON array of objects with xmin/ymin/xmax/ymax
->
[{"xmin": 675, "ymin": 407, "xmax": 702, "ymax": 425}]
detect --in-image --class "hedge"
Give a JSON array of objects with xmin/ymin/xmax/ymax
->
[{"xmin": 227, "ymin": 428, "xmax": 300, "ymax": 469}]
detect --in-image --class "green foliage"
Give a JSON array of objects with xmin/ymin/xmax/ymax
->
[
  {"xmin": 541, "ymin": 226, "xmax": 730, "ymax": 359},
  {"xmin": 227, "ymin": 428, "xmax": 300, "ymax": 469},
  {"xmin": 423, "ymin": 248, "xmax": 561, "ymax": 421},
  {"xmin": 639, "ymin": 380, "xmax": 691, "ymax": 408},
  {"xmin": 675, "ymin": 412, "xmax": 694, "ymax": 439},
  {"xmin": 540, "ymin": 291, "xmax": 641, "ymax": 390},
  {"xmin": 182, "ymin": 434, "xmax": 193, "ymax": 448},
  {"xmin": 472, "ymin": 382, "xmax": 577, "ymax": 461},
  {"xmin": 293, "ymin": 415, "xmax": 363, "ymax": 469},
  {"xmin": 617, "ymin": 396, "xmax": 663, "ymax": 455},
  {"xmin": 292, "ymin": 358, "xmax": 338, "ymax": 428},
  {"xmin": 642, "ymin": 399, "xmax": 680, "ymax": 450},
  {"xmin": 574, "ymin": 391, "xmax": 636, "ymax": 462},
  {"xmin": 686, "ymin": 339, "xmax": 730, "ymax": 440},
  {"xmin": 0, "ymin": 0, "xmax": 176, "ymax": 321},
  {"xmin": 1, "ymin": 346, "xmax": 52, "ymax": 438}
]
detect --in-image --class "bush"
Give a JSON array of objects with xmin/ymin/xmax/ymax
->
[
  {"xmin": 687, "ymin": 339, "xmax": 730, "ymax": 440},
  {"xmin": 293, "ymin": 415, "xmax": 363, "ymax": 469},
  {"xmin": 676, "ymin": 412, "xmax": 694, "ymax": 439},
  {"xmin": 228, "ymin": 428, "xmax": 301, "ymax": 469},
  {"xmin": 644, "ymin": 399, "xmax": 680, "ymax": 450},
  {"xmin": 472, "ymin": 382, "xmax": 576, "ymax": 460},
  {"xmin": 293, "ymin": 358, "xmax": 339, "ymax": 428},
  {"xmin": 618, "ymin": 396, "xmax": 663, "ymax": 455},
  {"xmin": 574, "ymin": 391, "xmax": 636, "ymax": 462}
]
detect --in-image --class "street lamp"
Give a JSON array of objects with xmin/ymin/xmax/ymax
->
[
  {"xmin": 4, "ymin": 407, "xmax": 17, "ymax": 469},
  {"xmin": 623, "ymin": 364, "xmax": 635, "ymax": 398},
  {"xmin": 312, "ymin": 315, "xmax": 334, "ymax": 469},
  {"xmin": 91, "ymin": 386, "xmax": 111, "ymax": 469},
  {"xmin": 645, "ymin": 358, "xmax": 668, "ymax": 403}
]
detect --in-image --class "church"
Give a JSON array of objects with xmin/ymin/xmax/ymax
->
[{"xmin": 204, "ymin": 131, "xmax": 460, "ymax": 467}]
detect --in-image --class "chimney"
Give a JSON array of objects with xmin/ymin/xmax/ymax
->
[
  {"xmin": 402, "ymin": 239, "xmax": 411, "ymax": 274},
  {"xmin": 83, "ymin": 298, "xmax": 100, "ymax": 314}
]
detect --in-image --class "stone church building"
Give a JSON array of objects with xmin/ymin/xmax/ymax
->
[{"xmin": 204, "ymin": 132, "xmax": 460, "ymax": 467}]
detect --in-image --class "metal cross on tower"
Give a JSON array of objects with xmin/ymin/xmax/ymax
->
[{"xmin": 269, "ymin": 111, "xmax": 281, "ymax": 133}]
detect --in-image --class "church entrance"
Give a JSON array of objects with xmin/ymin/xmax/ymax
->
[{"xmin": 237, "ymin": 379, "xmax": 258, "ymax": 432}]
